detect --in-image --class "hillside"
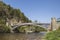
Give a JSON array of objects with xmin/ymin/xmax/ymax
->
[
  {"xmin": 0, "ymin": 1, "xmax": 32, "ymax": 32},
  {"xmin": 0, "ymin": 1, "xmax": 31, "ymax": 24}
]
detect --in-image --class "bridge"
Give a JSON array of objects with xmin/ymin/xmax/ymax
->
[
  {"xmin": 10, "ymin": 22, "xmax": 50, "ymax": 33},
  {"xmin": 7, "ymin": 17, "xmax": 59, "ymax": 33}
]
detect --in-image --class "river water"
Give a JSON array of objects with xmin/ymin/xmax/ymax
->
[{"xmin": 0, "ymin": 32, "xmax": 46, "ymax": 40}]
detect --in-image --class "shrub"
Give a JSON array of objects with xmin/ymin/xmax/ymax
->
[{"xmin": 45, "ymin": 30, "xmax": 60, "ymax": 40}]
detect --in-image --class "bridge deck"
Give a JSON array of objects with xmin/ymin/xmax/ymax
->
[{"xmin": 11, "ymin": 23, "xmax": 50, "ymax": 30}]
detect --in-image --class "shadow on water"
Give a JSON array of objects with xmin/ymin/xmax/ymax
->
[{"xmin": 0, "ymin": 32, "xmax": 46, "ymax": 40}]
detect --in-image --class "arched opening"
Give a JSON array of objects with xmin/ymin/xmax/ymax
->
[{"xmin": 12, "ymin": 25, "xmax": 47, "ymax": 33}]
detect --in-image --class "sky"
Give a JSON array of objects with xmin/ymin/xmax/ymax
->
[{"xmin": 2, "ymin": 0, "xmax": 60, "ymax": 23}]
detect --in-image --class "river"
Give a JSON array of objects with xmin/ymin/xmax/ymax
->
[{"xmin": 0, "ymin": 32, "xmax": 46, "ymax": 40}]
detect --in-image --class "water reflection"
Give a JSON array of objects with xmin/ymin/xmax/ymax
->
[{"xmin": 0, "ymin": 32, "xmax": 46, "ymax": 40}]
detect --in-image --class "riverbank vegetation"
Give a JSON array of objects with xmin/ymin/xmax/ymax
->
[
  {"xmin": 45, "ymin": 27, "xmax": 60, "ymax": 40},
  {"xmin": 13, "ymin": 26, "xmax": 47, "ymax": 33}
]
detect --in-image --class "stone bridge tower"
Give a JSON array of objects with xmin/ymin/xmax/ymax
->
[
  {"xmin": 51, "ymin": 17, "xmax": 57, "ymax": 31},
  {"xmin": 48, "ymin": 17, "xmax": 57, "ymax": 31}
]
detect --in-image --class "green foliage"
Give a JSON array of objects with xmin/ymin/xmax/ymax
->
[
  {"xmin": 0, "ymin": 1, "xmax": 31, "ymax": 32},
  {"xmin": 17, "ymin": 26, "xmax": 27, "ymax": 33},
  {"xmin": 34, "ymin": 26, "xmax": 47, "ymax": 32},
  {"xmin": 0, "ymin": 1, "xmax": 31, "ymax": 22},
  {"xmin": 45, "ymin": 30, "xmax": 60, "ymax": 40},
  {"xmin": 3, "ymin": 26, "xmax": 10, "ymax": 33},
  {"xmin": 0, "ymin": 19, "xmax": 5, "ymax": 24},
  {"xmin": 0, "ymin": 25, "xmax": 10, "ymax": 33},
  {"xmin": 16, "ymin": 26, "xmax": 47, "ymax": 33}
]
